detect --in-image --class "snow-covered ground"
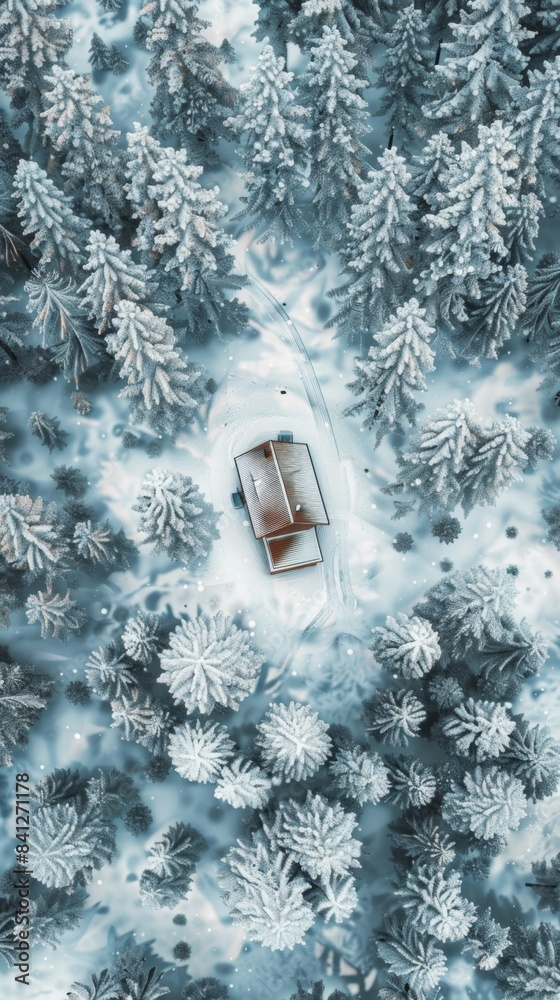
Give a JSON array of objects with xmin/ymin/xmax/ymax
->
[{"xmin": 1, "ymin": 1, "xmax": 559, "ymax": 999}]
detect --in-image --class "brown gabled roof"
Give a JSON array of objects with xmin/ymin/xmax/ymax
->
[{"xmin": 234, "ymin": 440, "xmax": 329, "ymax": 540}]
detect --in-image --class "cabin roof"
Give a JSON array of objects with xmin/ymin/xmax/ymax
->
[{"xmin": 234, "ymin": 440, "xmax": 329, "ymax": 540}]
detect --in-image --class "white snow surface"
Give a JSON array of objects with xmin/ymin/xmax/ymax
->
[{"xmin": 0, "ymin": 0, "xmax": 559, "ymax": 998}]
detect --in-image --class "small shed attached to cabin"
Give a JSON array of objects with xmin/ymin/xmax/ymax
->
[{"xmin": 234, "ymin": 438, "xmax": 329, "ymax": 574}]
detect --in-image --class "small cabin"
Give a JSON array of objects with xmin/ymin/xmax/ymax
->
[{"xmin": 232, "ymin": 435, "xmax": 329, "ymax": 574}]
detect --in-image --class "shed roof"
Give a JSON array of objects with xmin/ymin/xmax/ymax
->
[
  {"xmin": 234, "ymin": 440, "xmax": 328, "ymax": 539},
  {"xmin": 264, "ymin": 527, "xmax": 322, "ymax": 574}
]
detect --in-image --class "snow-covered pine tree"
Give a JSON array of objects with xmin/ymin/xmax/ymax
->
[
  {"xmin": 224, "ymin": 45, "xmax": 309, "ymax": 245},
  {"xmin": 0, "ymin": 0, "xmax": 73, "ymax": 151},
  {"xmin": 460, "ymin": 414, "xmax": 555, "ymax": 515},
  {"xmin": 147, "ymin": 145, "xmax": 248, "ymax": 340},
  {"xmin": 214, "ymin": 757, "xmax": 273, "ymax": 810},
  {"xmin": 289, "ymin": 0, "xmax": 384, "ymax": 65},
  {"xmin": 168, "ymin": 718, "xmax": 235, "ymax": 783},
  {"xmin": 377, "ymin": 5, "xmax": 432, "ymax": 150},
  {"xmin": 139, "ymin": 821, "xmax": 206, "ymax": 908},
  {"xmin": 389, "ymin": 813, "xmax": 456, "ymax": 869},
  {"xmin": 0, "ymin": 654, "xmax": 53, "ymax": 765},
  {"xmin": 377, "ymin": 915, "xmax": 448, "ymax": 993},
  {"xmin": 462, "ymin": 908, "xmax": 510, "ymax": 970},
  {"xmin": 89, "ymin": 32, "xmax": 111, "ymax": 71},
  {"xmin": 503, "ymin": 717, "xmax": 560, "ymax": 801},
  {"xmin": 79, "ymin": 231, "xmax": 153, "ymax": 335},
  {"xmin": 415, "ymin": 566, "xmax": 519, "ymax": 661},
  {"xmin": 0, "ymin": 409, "xmax": 13, "ymax": 464},
  {"xmin": 33, "ymin": 802, "xmax": 115, "ymax": 887},
  {"xmin": 28, "ymin": 411, "xmax": 68, "ymax": 451},
  {"xmin": 219, "ymin": 829, "xmax": 315, "ymax": 950},
  {"xmin": 274, "ymin": 791, "xmax": 361, "ymax": 882},
  {"xmin": 513, "ymin": 57, "xmax": 560, "ymax": 196},
  {"xmin": 328, "ymin": 149, "xmax": 416, "ymax": 342},
  {"xmin": 28, "ymin": 885, "xmax": 88, "ymax": 949},
  {"xmin": 440, "ymin": 698, "xmax": 515, "ymax": 760},
  {"xmin": 26, "ymin": 272, "xmax": 101, "ymax": 385},
  {"xmin": 344, "ymin": 298, "xmax": 435, "ymax": 443},
  {"xmin": 425, "ymin": 0, "xmax": 532, "ymax": 132},
  {"xmin": 396, "ymin": 867, "xmax": 477, "ymax": 942},
  {"xmin": 13, "ymin": 160, "xmax": 88, "ymax": 273},
  {"xmin": 493, "ymin": 920, "xmax": 560, "ymax": 997},
  {"xmin": 301, "ymin": 26, "xmax": 370, "ymax": 250},
  {"xmin": 442, "ymin": 765, "xmax": 527, "ymax": 840},
  {"xmin": 137, "ymin": 0, "xmax": 237, "ymax": 164},
  {"xmin": 385, "ymin": 755, "xmax": 437, "ymax": 809},
  {"xmin": 522, "ymin": 251, "xmax": 560, "ymax": 346},
  {"xmin": 41, "ymin": 65, "xmax": 125, "ymax": 228},
  {"xmin": 410, "ymin": 132, "xmax": 456, "ymax": 211},
  {"xmin": 26, "ymin": 587, "xmax": 87, "ymax": 641},
  {"xmin": 0, "ymin": 492, "xmax": 61, "ymax": 576},
  {"xmin": 421, "ymin": 121, "xmax": 519, "ymax": 322},
  {"xmin": 122, "ymin": 611, "xmax": 166, "ymax": 666},
  {"xmin": 507, "ymin": 193, "xmax": 542, "ymax": 265},
  {"xmin": 158, "ymin": 611, "xmax": 265, "ymax": 714},
  {"xmin": 106, "ymin": 44, "xmax": 129, "ymax": 75},
  {"xmin": 455, "ymin": 265, "xmax": 527, "ymax": 363},
  {"xmin": 363, "ymin": 688, "xmax": 426, "ymax": 746},
  {"xmin": 371, "ymin": 612, "xmax": 441, "ymax": 679},
  {"xmin": 383, "ymin": 400, "xmax": 554, "ymax": 518},
  {"xmin": 255, "ymin": 701, "xmax": 332, "ymax": 781},
  {"xmin": 125, "ymin": 123, "xmax": 164, "ymax": 258},
  {"xmin": 106, "ymin": 301, "xmax": 213, "ymax": 438},
  {"xmin": 252, "ymin": 0, "xmax": 297, "ymax": 60},
  {"xmin": 329, "ymin": 746, "xmax": 390, "ymax": 806},
  {"xmin": 133, "ymin": 468, "xmax": 220, "ymax": 565}
]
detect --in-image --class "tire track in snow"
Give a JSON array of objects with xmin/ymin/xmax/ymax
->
[{"xmin": 246, "ymin": 272, "xmax": 360, "ymax": 669}]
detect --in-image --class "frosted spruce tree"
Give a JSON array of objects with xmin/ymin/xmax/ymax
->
[
  {"xmin": 28, "ymin": 411, "xmax": 68, "ymax": 451},
  {"xmin": 377, "ymin": 5, "xmax": 432, "ymax": 150},
  {"xmin": 133, "ymin": 468, "xmax": 220, "ymax": 565},
  {"xmin": 289, "ymin": 0, "xmax": 384, "ymax": 65},
  {"xmin": 0, "ymin": 0, "xmax": 72, "ymax": 151},
  {"xmin": 494, "ymin": 921, "xmax": 560, "ymax": 997},
  {"xmin": 255, "ymin": 702, "xmax": 332, "ymax": 781},
  {"xmin": 41, "ymin": 65, "xmax": 125, "ymax": 228},
  {"xmin": 442, "ymin": 766, "xmax": 527, "ymax": 840},
  {"xmin": 363, "ymin": 688, "xmax": 426, "ymax": 746},
  {"xmin": 377, "ymin": 916, "xmax": 448, "ymax": 993},
  {"xmin": 252, "ymin": 0, "xmax": 297, "ymax": 61},
  {"xmin": 219, "ymin": 830, "xmax": 315, "ymax": 950},
  {"xmin": 106, "ymin": 302, "xmax": 213, "ymax": 438},
  {"xmin": 421, "ymin": 121, "xmax": 519, "ymax": 322},
  {"xmin": 79, "ymin": 231, "xmax": 153, "ymax": 335},
  {"xmin": 0, "ymin": 655, "xmax": 53, "ymax": 765},
  {"xmin": 136, "ymin": 0, "xmax": 236, "ymax": 163},
  {"xmin": 13, "ymin": 160, "xmax": 88, "ymax": 273},
  {"xmin": 513, "ymin": 57, "xmax": 560, "ymax": 195},
  {"xmin": 139, "ymin": 821, "xmax": 206, "ymax": 909},
  {"xmin": 147, "ymin": 145, "xmax": 247, "ymax": 340},
  {"xmin": 0, "ymin": 492, "xmax": 61, "ymax": 575},
  {"xmin": 456, "ymin": 264, "xmax": 528, "ymax": 363},
  {"xmin": 168, "ymin": 719, "xmax": 235, "ymax": 783},
  {"xmin": 506, "ymin": 192, "xmax": 542, "ymax": 265},
  {"xmin": 26, "ymin": 587, "xmax": 87, "ymax": 641},
  {"xmin": 522, "ymin": 251, "xmax": 560, "ymax": 346},
  {"xmin": 396, "ymin": 868, "xmax": 477, "ymax": 942},
  {"xmin": 125, "ymin": 123, "xmax": 164, "ymax": 258},
  {"xmin": 411, "ymin": 131, "xmax": 456, "ymax": 210},
  {"xmin": 384, "ymin": 399, "xmax": 555, "ymax": 518},
  {"xmin": 344, "ymin": 298, "xmax": 435, "ymax": 443},
  {"xmin": 26, "ymin": 272, "xmax": 101, "ymax": 385},
  {"xmin": 301, "ymin": 26, "xmax": 370, "ymax": 250},
  {"xmin": 214, "ymin": 758, "xmax": 273, "ymax": 810},
  {"xmin": 224, "ymin": 45, "xmax": 309, "ymax": 245},
  {"xmin": 425, "ymin": 0, "xmax": 532, "ymax": 132},
  {"xmin": 158, "ymin": 611, "xmax": 265, "ymax": 714},
  {"xmin": 328, "ymin": 149, "xmax": 416, "ymax": 342},
  {"xmin": 371, "ymin": 612, "xmax": 441, "ymax": 679}
]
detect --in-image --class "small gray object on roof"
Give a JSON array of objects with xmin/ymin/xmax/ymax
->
[{"xmin": 233, "ymin": 435, "xmax": 329, "ymax": 574}]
